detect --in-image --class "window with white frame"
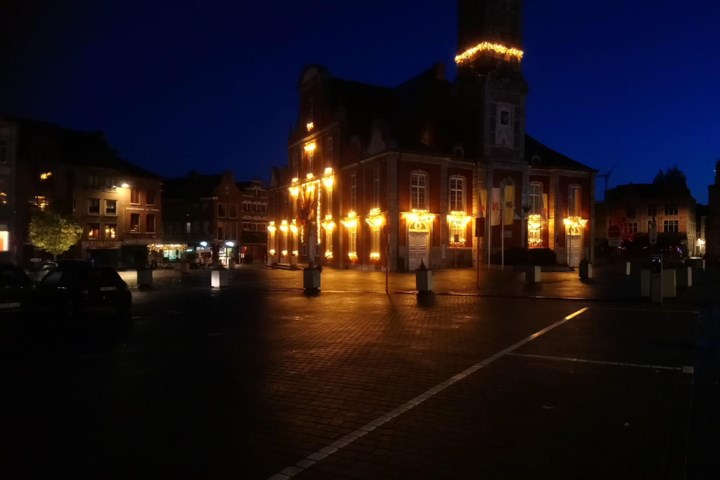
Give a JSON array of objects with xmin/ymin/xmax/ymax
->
[
  {"xmin": 449, "ymin": 176, "xmax": 465, "ymax": 212},
  {"xmin": 105, "ymin": 199, "xmax": 117, "ymax": 216},
  {"xmin": 663, "ymin": 220, "xmax": 679, "ymax": 232},
  {"xmin": 373, "ymin": 167, "xmax": 381, "ymax": 207},
  {"xmin": 568, "ymin": 184, "xmax": 582, "ymax": 217},
  {"xmin": 410, "ymin": 171, "xmax": 427, "ymax": 210},
  {"xmin": 529, "ymin": 182, "xmax": 543, "ymax": 215},
  {"xmin": 350, "ymin": 173, "xmax": 357, "ymax": 211}
]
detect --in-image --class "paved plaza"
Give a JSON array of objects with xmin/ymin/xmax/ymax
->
[{"xmin": 3, "ymin": 263, "xmax": 719, "ymax": 479}]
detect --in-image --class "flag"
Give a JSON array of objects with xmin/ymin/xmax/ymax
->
[
  {"xmin": 503, "ymin": 184, "xmax": 514, "ymax": 225},
  {"xmin": 491, "ymin": 188, "xmax": 500, "ymax": 226}
]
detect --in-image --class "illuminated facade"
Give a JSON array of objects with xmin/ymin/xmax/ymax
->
[
  {"xmin": 601, "ymin": 182, "xmax": 698, "ymax": 258},
  {"xmin": 161, "ymin": 170, "xmax": 245, "ymax": 267},
  {"xmin": 0, "ymin": 120, "xmax": 17, "ymax": 262},
  {"xmin": 267, "ymin": 0, "xmax": 595, "ymax": 270},
  {"xmin": 1, "ymin": 116, "xmax": 163, "ymax": 266}
]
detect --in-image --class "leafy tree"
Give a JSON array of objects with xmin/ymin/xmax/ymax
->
[
  {"xmin": 29, "ymin": 210, "xmax": 83, "ymax": 260},
  {"xmin": 653, "ymin": 165, "xmax": 687, "ymax": 189}
]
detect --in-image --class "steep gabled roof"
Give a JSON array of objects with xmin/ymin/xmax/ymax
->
[
  {"xmin": 525, "ymin": 134, "xmax": 596, "ymax": 173},
  {"xmin": 6, "ymin": 116, "xmax": 161, "ymax": 179},
  {"xmin": 163, "ymin": 172, "xmax": 223, "ymax": 199}
]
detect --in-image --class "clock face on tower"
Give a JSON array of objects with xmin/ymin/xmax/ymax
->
[{"xmin": 495, "ymin": 103, "xmax": 514, "ymax": 148}]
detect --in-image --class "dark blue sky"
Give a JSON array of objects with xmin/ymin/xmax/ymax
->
[{"xmin": 2, "ymin": 0, "xmax": 719, "ymax": 203}]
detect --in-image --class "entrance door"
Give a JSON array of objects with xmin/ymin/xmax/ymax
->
[
  {"xmin": 567, "ymin": 235, "xmax": 582, "ymax": 267},
  {"xmin": 408, "ymin": 231, "xmax": 429, "ymax": 270}
]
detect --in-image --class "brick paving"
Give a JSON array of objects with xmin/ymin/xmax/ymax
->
[{"xmin": 5, "ymin": 263, "xmax": 716, "ymax": 479}]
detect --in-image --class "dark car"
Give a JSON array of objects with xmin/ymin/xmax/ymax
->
[
  {"xmin": 0, "ymin": 263, "xmax": 36, "ymax": 354},
  {"xmin": 35, "ymin": 261, "xmax": 132, "ymax": 338}
]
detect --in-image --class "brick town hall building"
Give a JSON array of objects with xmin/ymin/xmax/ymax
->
[{"xmin": 267, "ymin": 0, "xmax": 596, "ymax": 271}]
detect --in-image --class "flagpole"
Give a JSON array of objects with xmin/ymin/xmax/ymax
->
[{"xmin": 500, "ymin": 182, "xmax": 505, "ymax": 270}]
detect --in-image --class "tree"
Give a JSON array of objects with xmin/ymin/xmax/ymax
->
[
  {"xmin": 653, "ymin": 165, "xmax": 688, "ymax": 190},
  {"xmin": 29, "ymin": 210, "xmax": 83, "ymax": 260}
]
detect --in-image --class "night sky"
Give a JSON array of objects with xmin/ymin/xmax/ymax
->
[{"xmin": 2, "ymin": 0, "xmax": 719, "ymax": 203}]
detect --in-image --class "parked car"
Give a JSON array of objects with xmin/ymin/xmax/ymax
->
[
  {"xmin": 35, "ymin": 260, "xmax": 132, "ymax": 337},
  {"xmin": 26, "ymin": 260, "xmax": 58, "ymax": 284},
  {"xmin": 0, "ymin": 263, "xmax": 36, "ymax": 354},
  {"xmin": 0, "ymin": 262, "xmax": 35, "ymax": 316}
]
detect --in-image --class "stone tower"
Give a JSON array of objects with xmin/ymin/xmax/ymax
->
[{"xmin": 453, "ymin": 0, "xmax": 528, "ymax": 163}]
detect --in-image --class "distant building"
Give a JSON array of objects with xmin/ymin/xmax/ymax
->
[
  {"xmin": 160, "ymin": 170, "xmax": 243, "ymax": 267},
  {"xmin": 267, "ymin": 0, "xmax": 596, "ymax": 271},
  {"xmin": 0, "ymin": 120, "xmax": 18, "ymax": 262},
  {"xmin": 707, "ymin": 160, "xmax": 720, "ymax": 264},
  {"xmin": 1, "ymin": 116, "xmax": 162, "ymax": 266},
  {"xmin": 237, "ymin": 179, "xmax": 268, "ymax": 264},
  {"xmin": 600, "ymin": 182, "xmax": 697, "ymax": 257}
]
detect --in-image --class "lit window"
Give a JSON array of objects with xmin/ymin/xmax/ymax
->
[
  {"xmin": 88, "ymin": 223, "xmax": 100, "ymax": 239},
  {"xmin": 130, "ymin": 213, "xmax": 140, "ymax": 232},
  {"xmin": 105, "ymin": 199, "xmax": 117, "ymax": 215},
  {"xmin": 104, "ymin": 224, "xmax": 117, "ymax": 239}
]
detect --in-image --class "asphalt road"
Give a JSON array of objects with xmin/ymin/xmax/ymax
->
[{"xmin": 0, "ymin": 266, "xmax": 711, "ymax": 479}]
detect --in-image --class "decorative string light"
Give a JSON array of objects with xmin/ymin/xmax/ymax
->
[{"xmin": 455, "ymin": 41, "xmax": 523, "ymax": 65}]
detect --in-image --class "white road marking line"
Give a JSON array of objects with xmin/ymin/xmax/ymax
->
[
  {"xmin": 507, "ymin": 352, "xmax": 693, "ymax": 373},
  {"xmin": 266, "ymin": 306, "xmax": 590, "ymax": 479}
]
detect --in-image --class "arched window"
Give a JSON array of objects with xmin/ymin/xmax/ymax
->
[
  {"xmin": 449, "ymin": 176, "xmax": 465, "ymax": 212},
  {"xmin": 410, "ymin": 171, "xmax": 428, "ymax": 210}
]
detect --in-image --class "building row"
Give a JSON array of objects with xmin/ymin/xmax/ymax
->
[{"xmin": 0, "ymin": 117, "xmax": 269, "ymax": 268}]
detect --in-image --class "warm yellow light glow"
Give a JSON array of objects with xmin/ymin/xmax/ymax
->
[
  {"xmin": 455, "ymin": 41, "xmax": 524, "ymax": 65},
  {"xmin": 342, "ymin": 211, "xmax": 358, "ymax": 229},
  {"xmin": 306, "ymin": 183, "xmax": 315, "ymax": 194},
  {"xmin": 288, "ymin": 185, "xmax": 299, "ymax": 198},
  {"xmin": 269, "ymin": 249, "xmax": 276, "ymax": 255},
  {"xmin": 324, "ymin": 167, "xmax": 333, "ymax": 176},
  {"xmin": 447, "ymin": 211, "xmax": 472, "ymax": 229},
  {"xmin": 697, "ymin": 238, "xmax": 706, "ymax": 247},
  {"xmin": 348, "ymin": 252, "xmax": 358, "ymax": 261},
  {"xmin": 292, "ymin": 249, "xmax": 299, "ymax": 256},
  {"xmin": 527, "ymin": 214, "xmax": 544, "ymax": 232},
  {"xmin": 563, "ymin": 216, "xmax": 588, "ymax": 235},
  {"xmin": 267, "ymin": 221, "xmax": 277, "ymax": 234},
  {"xmin": 148, "ymin": 243, "xmax": 187, "ymax": 252},
  {"xmin": 403, "ymin": 209, "xmax": 436, "ymax": 224},
  {"xmin": 0, "ymin": 192, "xmax": 7, "ymax": 205},
  {"xmin": 304, "ymin": 142, "xmax": 316, "ymax": 153},
  {"xmin": 306, "ymin": 173, "xmax": 314, "ymax": 180},
  {"xmin": 322, "ymin": 175, "xmax": 334, "ymax": 189},
  {"xmin": 279, "ymin": 220, "xmax": 289, "ymax": 233},
  {"xmin": 370, "ymin": 251, "xmax": 381, "ymax": 261},
  {"xmin": 290, "ymin": 223, "xmax": 298, "ymax": 234},
  {"xmin": 322, "ymin": 215, "xmax": 336, "ymax": 232},
  {"xmin": 40, "ymin": 171, "xmax": 53, "ymax": 180},
  {"xmin": 306, "ymin": 122, "xmax": 314, "ymax": 131},
  {"xmin": 366, "ymin": 208, "xmax": 385, "ymax": 229},
  {"xmin": 35, "ymin": 196, "xmax": 49, "ymax": 211},
  {"xmin": 120, "ymin": 182, "xmax": 130, "ymax": 188},
  {"xmin": 281, "ymin": 249, "xmax": 288, "ymax": 256},
  {"xmin": 324, "ymin": 250, "xmax": 333, "ymax": 259}
]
